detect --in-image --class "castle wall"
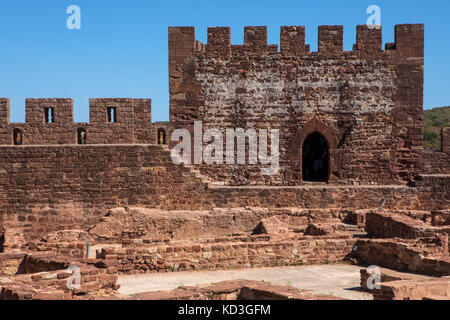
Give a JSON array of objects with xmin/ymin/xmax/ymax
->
[
  {"xmin": 0, "ymin": 24, "xmax": 446, "ymax": 249},
  {"xmin": 423, "ymin": 128, "xmax": 450, "ymax": 174},
  {"xmin": 0, "ymin": 98, "xmax": 155, "ymax": 145},
  {"xmin": 0, "ymin": 144, "xmax": 447, "ymax": 246},
  {"xmin": 0, "ymin": 144, "xmax": 208, "ymax": 242},
  {"xmin": 169, "ymin": 24, "xmax": 425, "ymax": 185},
  {"xmin": 424, "ymin": 152, "xmax": 450, "ymax": 174}
]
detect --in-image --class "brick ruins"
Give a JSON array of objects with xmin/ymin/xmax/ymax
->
[{"xmin": 0, "ymin": 24, "xmax": 449, "ymax": 300}]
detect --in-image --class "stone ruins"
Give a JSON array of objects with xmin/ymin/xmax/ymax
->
[{"xmin": 0, "ymin": 24, "xmax": 449, "ymax": 300}]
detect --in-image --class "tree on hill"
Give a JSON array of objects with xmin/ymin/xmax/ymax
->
[{"xmin": 423, "ymin": 106, "xmax": 450, "ymax": 151}]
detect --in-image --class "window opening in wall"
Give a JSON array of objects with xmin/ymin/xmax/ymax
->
[
  {"xmin": 77, "ymin": 128, "xmax": 87, "ymax": 144},
  {"xmin": 107, "ymin": 107, "xmax": 116, "ymax": 123},
  {"xmin": 44, "ymin": 107, "xmax": 54, "ymax": 123},
  {"xmin": 157, "ymin": 128, "xmax": 167, "ymax": 145},
  {"xmin": 13, "ymin": 129, "xmax": 23, "ymax": 146}
]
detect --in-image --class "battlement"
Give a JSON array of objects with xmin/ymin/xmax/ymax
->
[
  {"xmin": 170, "ymin": 24, "xmax": 424, "ymax": 60},
  {"xmin": 0, "ymin": 98, "xmax": 159, "ymax": 145},
  {"xmin": 0, "ymin": 98, "xmax": 151, "ymax": 125}
]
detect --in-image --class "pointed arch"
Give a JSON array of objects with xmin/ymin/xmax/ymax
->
[
  {"xmin": 302, "ymin": 132, "xmax": 329, "ymax": 182},
  {"xmin": 290, "ymin": 119, "xmax": 338, "ymax": 182}
]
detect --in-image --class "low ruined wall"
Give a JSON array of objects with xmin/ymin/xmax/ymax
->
[
  {"xmin": 365, "ymin": 211, "xmax": 444, "ymax": 239},
  {"xmin": 0, "ymin": 253, "xmax": 26, "ymax": 275},
  {"xmin": 3, "ymin": 228, "xmax": 88, "ymax": 256},
  {"xmin": 0, "ymin": 253, "xmax": 119, "ymax": 300},
  {"xmin": 360, "ymin": 267, "xmax": 450, "ymax": 300},
  {"xmin": 354, "ymin": 239, "xmax": 450, "ymax": 276},
  {"xmin": 373, "ymin": 278, "xmax": 450, "ymax": 300},
  {"xmin": 0, "ymin": 265, "xmax": 118, "ymax": 300},
  {"xmin": 97, "ymin": 238, "xmax": 356, "ymax": 274},
  {"xmin": 88, "ymin": 207, "xmax": 359, "ymax": 243}
]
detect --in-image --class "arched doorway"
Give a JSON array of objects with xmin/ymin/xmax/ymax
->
[{"xmin": 302, "ymin": 132, "xmax": 329, "ymax": 182}]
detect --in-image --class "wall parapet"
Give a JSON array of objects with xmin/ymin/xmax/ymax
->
[
  {"xmin": 0, "ymin": 98, "xmax": 156, "ymax": 145},
  {"xmin": 172, "ymin": 24, "xmax": 424, "ymax": 58}
]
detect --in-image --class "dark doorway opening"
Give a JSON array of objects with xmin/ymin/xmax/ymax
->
[
  {"xmin": 77, "ymin": 128, "xmax": 87, "ymax": 144},
  {"xmin": 157, "ymin": 128, "xmax": 167, "ymax": 145},
  {"xmin": 302, "ymin": 132, "xmax": 329, "ymax": 182},
  {"xmin": 13, "ymin": 128, "xmax": 23, "ymax": 145}
]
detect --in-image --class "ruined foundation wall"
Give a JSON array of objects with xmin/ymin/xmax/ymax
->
[
  {"xmin": 354, "ymin": 238, "xmax": 450, "ymax": 276},
  {"xmin": 98, "ymin": 238, "xmax": 356, "ymax": 274}
]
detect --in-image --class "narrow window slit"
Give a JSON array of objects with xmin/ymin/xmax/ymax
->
[
  {"xmin": 107, "ymin": 107, "xmax": 116, "ymax": 123},
  {"xmin": 44, "ymin": 107, "xmax": 54, "ymax": 123}
]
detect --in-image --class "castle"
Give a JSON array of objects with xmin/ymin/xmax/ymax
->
[{"xmin": 0, "ymin": 24, "xmax": 449, "ymax": 300}]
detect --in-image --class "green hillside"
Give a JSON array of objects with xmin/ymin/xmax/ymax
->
[{"xmin": 423, "ymin": 106, "xmax": 450, "ymax": 151}]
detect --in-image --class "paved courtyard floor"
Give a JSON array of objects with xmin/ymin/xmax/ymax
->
[{"xmin": 118, "ymin": 264, "xmax": 373, "ymax": 300}]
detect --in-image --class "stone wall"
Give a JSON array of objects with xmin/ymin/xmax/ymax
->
[
  {"xmin": 423, "ymin": 128, "xmax": 450, "ymax": 174},
  {"xmin": 169, "ymin": 24, "xmax": 424, "ymax": 185},
  {"xmin": 0, "ymin": 143, "xmax": 448, "ymax": 245},
  {"xmin": 360, "ymin": 267, "xmax": 449, "ymax": 300},
  {"xmin": 0, "ymin": 253, "xmax": 26, "ymax": 275},
  {"xmin": 0, "ymin": 144, "xmax": 208, "ymax": 242},
  {"xmin": 0, "ymin": 256, "xmax": 119, "ymax": 300},
  {"xmin": 415, "ymin": 174, "xmax": 450, "ymax": 210},
  {"xmin": 373, "ymin": 278, "xmax": 450, "ymax": 300},
  {"xmin": 424, "ymin": 152, "xmax": 450, "ymax": 175},
  {"xmin": 87, "ymin": 207, "xmax": 367, "ymax": 243},
  {"xmin": 353, "ymin": 238, "xmax": 450, "ymax": 276},
  {"xmin": 0, "ymin": 98, "xmax": 155, "ymax": 145},
  {"xmin": 97, "ymin": 238, "xmax": 356, "ymax": 274},
  {"xmin": 365, "ymin": 211, "xmax": 446, "ymax": 239}
]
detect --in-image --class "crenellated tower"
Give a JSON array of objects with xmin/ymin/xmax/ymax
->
[{"xmin": 168, "ymin": 24, "xmax": 426, "ymax": 184}]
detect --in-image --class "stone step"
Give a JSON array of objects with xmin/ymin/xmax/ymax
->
[{"xmin": 157, "ymin": 145, "xmax": 212, "ymax": 185}]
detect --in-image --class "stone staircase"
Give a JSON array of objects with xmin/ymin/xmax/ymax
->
[
  {"xmin": 159, "ymin": 144, "xmax": 223, "ymax": 187},
  {"xmin": 154, "ymin": 144, "xmax": 425, "ymax": 211}
]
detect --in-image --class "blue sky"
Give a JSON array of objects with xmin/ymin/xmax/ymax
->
[{"xmin": 0, "ymin": 0, "xmax": 448, "ymax": 122}]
